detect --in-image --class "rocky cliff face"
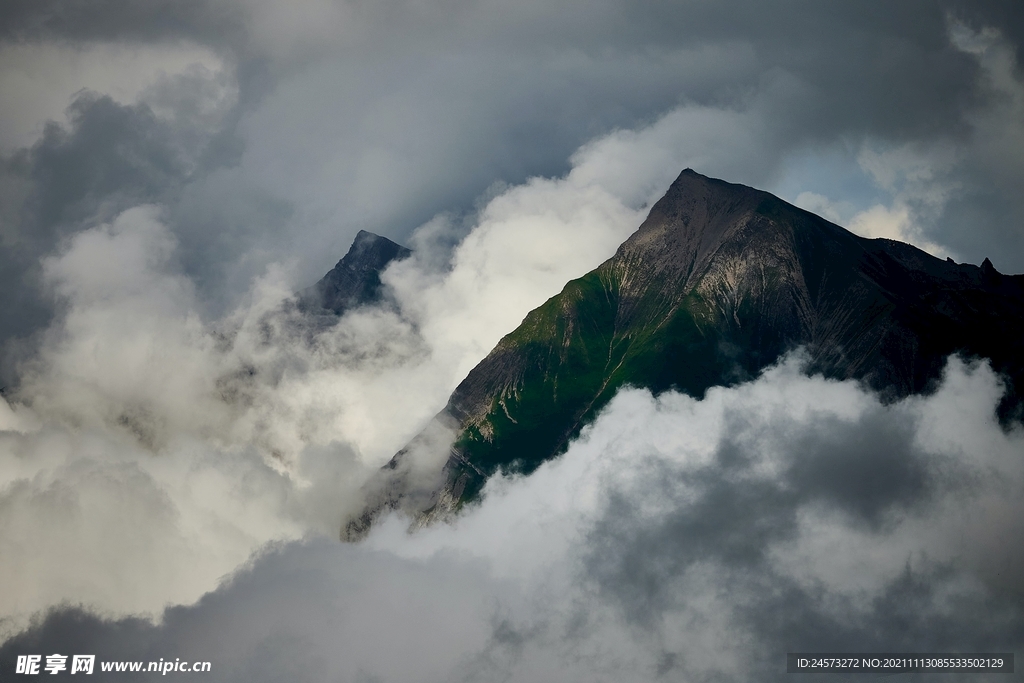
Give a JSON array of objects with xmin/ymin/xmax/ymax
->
[
  {"xmin": 299, "ymin": 230, "xmax": 411, "ymax": 315},
  {"xmin": 344, "ymin": 169, "xmax": 1024, "ymax": 539}
]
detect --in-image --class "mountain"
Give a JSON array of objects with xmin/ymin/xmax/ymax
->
[
  {"xmin": 344, "ymin": 169, "xmax": 1024, "ymax": 539},
  {"xmin": 299, "ymin": 230, "xmax": 411, "ymax": 315}
]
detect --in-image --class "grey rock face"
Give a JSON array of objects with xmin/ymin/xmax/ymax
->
[{"xmin": 299, "ymin": 230, "xmax": 411, "ymax": 315}]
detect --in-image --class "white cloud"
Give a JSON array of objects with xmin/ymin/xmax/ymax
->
[
  {"xmin": 325, "ymin": 355, "xmax": 1024, "ymax": 679},
  {"xmin": 793, "ymin": 191, "xmax": 846, "ymax": 224},
  {"xmin": 6, "ymin": 353, "xmax": 1019, "ymax": 681},
  {"xmin": 846, "ymin": 202, "xmax": 950, "ymax": 256}
]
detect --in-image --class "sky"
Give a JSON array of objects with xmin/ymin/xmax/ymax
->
[{"xmin": 0, "ymin": 0, "xmax": 1023, "ymax": 680}]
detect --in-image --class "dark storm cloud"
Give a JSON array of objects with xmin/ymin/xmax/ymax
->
[
  {"xmin": 786, "ymin": 410, "xmax": 933, "ymax": 524},
  {"xmin": 570, "ymin": 359, "xmax": 1024, "ymax": 680},
  {"xmin": 952, "ymin": 0, "xmax": 1024, "ymax": 64},
  {"xmin": 0, "ymin": 540, "xmax": 507, "ymax": 683},
  {"xmin": 0, "ymin": 0, "xmax": 243, "ymax": 48},
  {"xmin": 724, "ymin": 562, "xmax": 1024, "ymax": 683},
  {"xmin": 0, "ymin": 94, "xmax": 187, "ymax": 379},
  {"xmin": 582, "ymin": 405, "xmax": 934, "ymax": 626},
  {"xmin": 0, "ymin": 89, "xmax": 245, "ymax": 382},
  {"xmin": 28, "ymin": 94, "xmax": 190, "ymax": 227},
  {"xmin": 0, "ymin": 0, "xmax": 1016, "ymax": 175}
]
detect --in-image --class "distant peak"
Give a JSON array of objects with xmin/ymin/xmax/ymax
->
[
  {"xmin": 342, "ymin": 231, "xmax": 410, "ymax": 263},
  {"xmin": 353, "ymin": 229, "xmax": 389, "ymax": 241},
  {"xmin": 341, "ymin": 229, "xmax": 409, "ymax": 263},
  {"xmin": 299, "ymin": 231, "xmax": 412, "ymax": 316},
  {"xmin": 670, "ymin": 167, "xmax": 707, "ymax": 185},
  {"xmin": 350, "ymin": 229, "xmax": 397, "ymax": 249}
]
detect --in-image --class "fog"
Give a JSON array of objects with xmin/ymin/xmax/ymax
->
[
  {"xmin": 3, "ymin": 355, "xmax": 1021, "ymax": 681},
  {"xmin": 1, "ymin": 1, "xmax": 1023, "ymax": 679}
]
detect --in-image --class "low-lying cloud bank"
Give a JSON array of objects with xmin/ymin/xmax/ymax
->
[
  {"xmin": 0, "ymin": 136, "xmax": 651, "ymax": 634},
  {"xmin": 3, "ymin": 354, "xmax": 1022, "ymax": 681}
]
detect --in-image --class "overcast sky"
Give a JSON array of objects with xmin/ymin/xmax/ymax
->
[
  {"xmin": 1, "ymin": 0, "xmax": 1023, "ymax": 356},
  {"xmin": 1, "ymin": 1, "xmax": 1023, "ymax": 680}
]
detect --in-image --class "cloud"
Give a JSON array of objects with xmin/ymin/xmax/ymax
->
[
  {"xmin": 3, "ymin": 354, "xmax": 1022, "ymax": 681},
  {"xmin": 843, "ymin": 203, "xmax": 944, "ymax": 256},
  {"xmin": 0, "ymin": 208, "xmax": 322, "ymax": 633},
  {"xmin": 0, "ymin": 1, "xmax": 1022, "ymax": 399},
  {"xmin": 0, "ymin": 0, "xmax": 243, "ymax": 47},
  {"xmin": 0, "ymin": 130, "xmax": 661, "ymax": 632},
  {"xmin": 0, "ymin": 42, "xmax": 228, "ymax": 152},
  {"xmin": 2, "ymin": 23, "xmax": 1024, "ymax": 643},
  {"xmin": 784, "ymin": 21, "xmax": 1024, "ymax": 269},
  {"xmin": 0, "ymin": 3, "xmax": 1023, "ymax": 677},
  {"xmin": 0, "ymin": 85, "xmax": 239, "ymax": 384},
  {"xmin": 930, "ymin": 21, "xmax": 1024, "ymax": 269}
]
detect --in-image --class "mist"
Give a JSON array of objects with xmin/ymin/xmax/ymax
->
[
  {"xmin": 1, "ymin": 0, "xmax": 1023, "ymax": 679},
  {"xmin": 3, "ymin": 354, "xmax": 1022, "ymax": 681},
  {"xmin": 0, "ymin": 124, "xmax": 672, "ymax": 633}
]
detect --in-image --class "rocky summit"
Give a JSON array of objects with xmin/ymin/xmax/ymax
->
[
  {"xmin": 343, "ymin": 169, "xmax": 1024, "ymax": 539},
  {"xmin": 299, "ymin": 230, "xmax": 411, "ymax": 315}
]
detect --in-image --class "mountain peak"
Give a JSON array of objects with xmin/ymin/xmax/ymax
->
[
  {"xmin": 343, "ymin": 170, "xmax": 1024, "ymax": 540},
  {"xmin": 349, "ymin": 229, "xmax": 397, "ymax": 253},
  {"xmin": 300, "ymin": 231, "xmax": 411, "ymax": 315},
  {"xmin": 343, "ymin": 230, "xmax": 409, "ymax": 266}
]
